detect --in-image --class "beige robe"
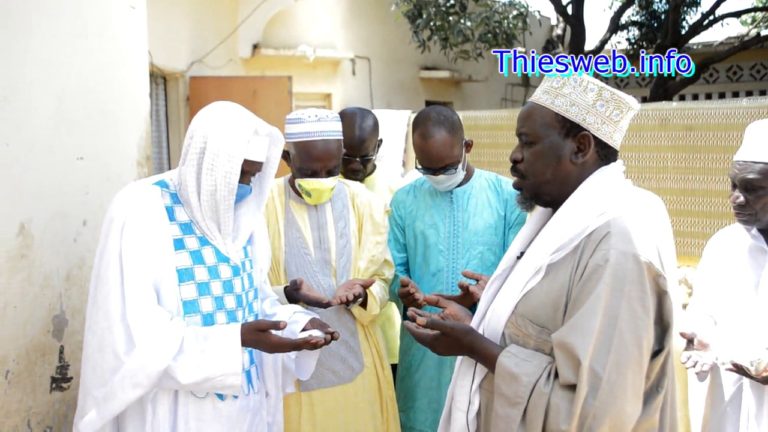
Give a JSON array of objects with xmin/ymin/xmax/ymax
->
[{"xmin": 478, "ymin": 218, "xmax": 678, "ymax": 432}]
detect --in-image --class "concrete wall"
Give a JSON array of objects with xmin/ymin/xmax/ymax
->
[
  {"xmin": 0, "ymin": 0, "xmax": 150, "ymax": 429},
  {"xmin": 147, "ymin": 0, "xmax": 551, "ymax": 160},
  {"xmin": 257, "ymin": 0, "xmax": 546, "ymax": 111}
]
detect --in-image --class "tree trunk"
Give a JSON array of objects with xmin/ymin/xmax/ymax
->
[
  {"xmin": 648, "ymin": 76, "xmax": 678, "ymax": 102},
  {"xmin": 568, "ymin": 0, "xmax": 587, "ymax": 54}
]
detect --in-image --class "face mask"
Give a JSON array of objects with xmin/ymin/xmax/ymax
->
[
  {"xmin": 235, "ymin": 183, "xmax": 252, "ymax": 204},
  {"xmin": 424, "ymin": 152, "xmax": 467, "ymax": 192},
  {"xmin": 295, "ymin": 176, "xmax": 339, "ymax": 205}
]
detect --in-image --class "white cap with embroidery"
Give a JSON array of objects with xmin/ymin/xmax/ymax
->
[{"xmin": 528, "ymin": 74, "xmax": 640, "ymax": 150}]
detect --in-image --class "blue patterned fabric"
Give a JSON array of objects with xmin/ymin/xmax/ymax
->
[{"xmin": 154, "ymin": 179, "xmax": 260, "ymax": 399}]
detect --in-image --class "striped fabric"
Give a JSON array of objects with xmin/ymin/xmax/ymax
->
[
  {"xmin": 154, "ymin": 178, "xmax": 260, "ymax": 399},
  {"xmin": 285, "ymin": 108, "xmax": 343, "ymax": 142}
]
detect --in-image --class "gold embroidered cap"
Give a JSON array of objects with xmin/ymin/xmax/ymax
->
[{"xmin": 528, "ymin": 75, "xmax": 640, "ymax": 150}]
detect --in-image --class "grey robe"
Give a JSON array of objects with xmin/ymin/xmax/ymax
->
[{"xmin": 478, "ymin": 217, "xmax": 678, "ymax": 432}]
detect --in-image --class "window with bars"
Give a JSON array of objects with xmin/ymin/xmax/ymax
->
[{"xmin": 150, "ymin": 72, "xmax": 171, "ymax": 174}]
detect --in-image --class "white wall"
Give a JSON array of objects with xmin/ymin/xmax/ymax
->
[
  {"xmin": 148, "ymin": 0, "xmax": 243, "ymax": 74},
  {"xmin": 147, "ymin": 0, "xmax": 551, "ymax": 153},
  {"xmin": 255, "ymin": 0, "xmax": 552, "ymax": 111},
  {"xmin": 0, "ymin": 0, "xmax": 150, "ymax": 429}
]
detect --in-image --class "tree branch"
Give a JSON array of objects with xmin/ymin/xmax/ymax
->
[
  {"xmin": 684, "ymin": 0, "xmax": 728, "ymax": 39},
  {"xmin": 585, "ymin": 0, "xmax": 636, "ymax": 55},
  {"xmin": 683, "ymin": 6, "xmax": 768, "ymax": 45},
  {"xmin": 658, "ymin": 0, "xmax": 684, "ymax": 51},
  {"xmin": 549, "ymin": 0, "xmax": 573, "ymax": 25},
  {"xmin": 568, "ymin": 0, "xmax": 587, "ymax": 54},
  {"xmin": 697, "ymin": 33, "xmax": 768, "ymax": 71}
]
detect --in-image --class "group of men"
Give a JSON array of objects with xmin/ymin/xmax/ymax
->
[{"xmin": 72, "ymin": 72, "xmax": 768, "ymax": 432}]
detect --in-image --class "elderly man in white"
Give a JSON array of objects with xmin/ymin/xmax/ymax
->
[{"xmin": 682, "ymin": 118, "xmax": 768, "ymax": 432}]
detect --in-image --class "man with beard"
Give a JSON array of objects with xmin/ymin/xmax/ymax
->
[{"xmin": 405, "ymin": 75, "xmax": 679, "ymax": 431}]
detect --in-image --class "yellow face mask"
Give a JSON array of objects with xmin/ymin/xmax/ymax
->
[{"xmin": 295, "ymin": 176, "xmax": 339, "ymax": 205}]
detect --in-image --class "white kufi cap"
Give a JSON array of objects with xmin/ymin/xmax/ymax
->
[
  {"xmin": 284, "ymin": 108, "xmax": 343, "ymax": 142},
  {"xmin": 528, "ymin": 74, "xmax": 640, "ymax": 150},
  {"xmin": 734, "ymin": 119, "xmax": 768, "ymax": 163}
]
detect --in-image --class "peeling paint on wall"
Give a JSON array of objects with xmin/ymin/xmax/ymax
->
[
  {"xmin": 49, "ymin": 345, "xmax": 72, "ymax": 393},
  {"xmin": 1, "ymin": 0, "xmax": 163, "ymax": 428}
]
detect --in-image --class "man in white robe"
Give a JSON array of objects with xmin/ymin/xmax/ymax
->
[
  {"xmin": 404, "ymin": 75, "xmax": 679, "ymax": 431},
  {"xmin": 74, "ymin": 101, "xmax": 338, "ymax": 432},
  {"xmin": 682, "ymin": 118, "xmax": 768, "ymax": 432}
]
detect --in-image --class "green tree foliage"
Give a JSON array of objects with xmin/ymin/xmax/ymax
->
[
  {"xmin": 395, "ymin": 0, "xmax": 768, "ymax": 101},
  {"xmin": 741, "ymin": 0, "xmax": 768, "ymax": 30},
  {"xmin": 394, "ymin": 0, "xmax": 532, "ymax": 62}
]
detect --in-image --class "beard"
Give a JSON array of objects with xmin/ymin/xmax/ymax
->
[{"xmin": 516, "ymin": 192, "xmax": 536, "ymax": 212}]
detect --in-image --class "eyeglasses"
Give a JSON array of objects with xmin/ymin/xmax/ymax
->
[
  {"xmin": 342, "ymin": 154, "xmax": 377, "ymax": 164},
  {"xmin": 416, "ymin": 142, "xmax": 468, "ymax": 176},
  {"xmin": 342, "ymin": 144, "xmax": 379, "ymax": 165},
  {"xmin": 416, "ymin": 163, "xmax": 462, "ymax": 176}
]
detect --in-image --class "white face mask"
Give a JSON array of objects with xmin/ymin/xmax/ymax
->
[{"xmin": 424, "ymin": 152, "xmax": 467, "ymax": 192}]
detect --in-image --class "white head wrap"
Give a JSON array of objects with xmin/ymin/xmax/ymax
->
[
  {"xmin": 175, "ymin": 101, "xmax": 285, "ymax": 257},
  {"xmin": 734, "ymin": 118, "xmax": 768, "ymax": 163},
  {"xmin": 528, "ymin": 75, "xmax": 640, "ymax": 150}
]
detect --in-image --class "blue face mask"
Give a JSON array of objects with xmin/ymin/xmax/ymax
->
[{"xmin": 235, "ymin": 184, "xmax": 252, "ymax": 204}]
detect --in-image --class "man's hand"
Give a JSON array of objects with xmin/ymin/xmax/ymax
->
[
  {"xmin": 241, "ymin": 319, "xmax": 330, "ymax": 353},
  {"xmin": 403, "ymin": 307, "xmax": 503, "ymax": 371},
  {"xmin": 302, "ymin": 317, "xmax": 341, "ymax": 344},
  {"xmin": 727, "ymin": 361, "xmax": 768, "ymax": 385},
  {"xmin": 284, "ymin": 278, "xmax": 331, "ymax": 308},
  {"xmin": 419, "ymin": 295, "xmax": 473, "ymax": 325},
  {"xmin": 403, "ymin": 309, "xmax": 478, "ymax": 357},
  {"xmin": 680, "ymin": 331, "xmax": 716, "ymax": 380},
  {"xmin": 331, "ymin": 278, "xmax": 374, "ymax": 307},
  {"xmin": 435, "ymin": 270, "xmax": 489, "ymax": 309},
  {"xmin": 398, "ymin": 276, "xmax": 426, "ymax": 309}
]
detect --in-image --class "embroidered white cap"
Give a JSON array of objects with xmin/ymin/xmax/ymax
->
[
  {"xmin": 528, "ymin": 74, "xmax": 640, "ymax": 150},
  {"xmin": 284, "ymin": 108, "xmax": 343, "ymax": 142}
]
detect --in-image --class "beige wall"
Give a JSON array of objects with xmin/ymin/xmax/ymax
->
[
  {"xmin": 0, "ymin": 0, "xmax": 150, "ymax": 429},
  {"xmin": 258, "ymin": 0, "xmax": 551, "ymax": 110},
  {"xmin": 147, "ymin": 0, "xmax": 551, "ymax": 159}
]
